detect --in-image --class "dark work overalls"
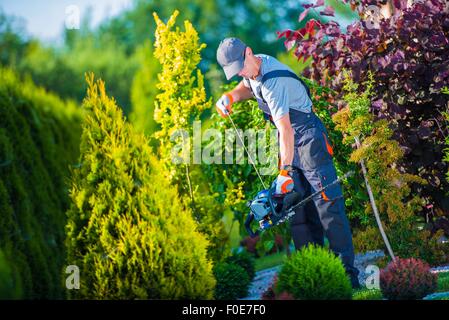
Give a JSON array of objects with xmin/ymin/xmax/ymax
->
[{"xmin": 245, "ymin": 70, "xmax": 360, "ymax": 287}]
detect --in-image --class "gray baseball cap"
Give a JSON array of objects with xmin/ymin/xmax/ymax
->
[{"xmin": 216, "ymin": 37, "xmax": 247, "ymax": 80}]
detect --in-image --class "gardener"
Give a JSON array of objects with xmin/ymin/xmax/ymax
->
[{"xmin": 216, "ymin": 37, "xmax": 360, "ymax": 288}]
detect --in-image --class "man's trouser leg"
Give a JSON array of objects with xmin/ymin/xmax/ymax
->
[
  {"xmin": 301, "ymin": 163, "xmax": 360, "ymax": 288},
  {"xmin": 290, "ymin": 169, "xmax": 324, "ymax": 249}
]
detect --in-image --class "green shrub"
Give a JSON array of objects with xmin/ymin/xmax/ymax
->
[
  {"xmin": 380, "ymin": 258, "xmax": 438, "ymax": 300},
  {"xmin": 65, "ymin": 74, "xmax": 215, "ymax": 299},
  {"xmin": 277, "ymin": 244, "xmax": 353, "ymax": 300},
  {"xmin": 213, "ymin": 262, "xmax": 251, "ymax": 300},
  {"xmin": 0, "ymin": 67, "xmax": 82, "ymax": 298},
  {"xmin": 225, "ymin": 249, "xmax": 256, "ymax": 282}
]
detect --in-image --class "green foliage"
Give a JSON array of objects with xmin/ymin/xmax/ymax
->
[
  {"xmin": 276, "ymin": 244, "xmax": 353, "ymax": 300},
  {"xmin": 332, "ymin": 72, "xmax": 449, "ymax": 265},
  {"xmin": 152, "ymin": 10, "xmax": 228, "ymax": 262},
  {"xmin": 225, "ymin": 249, "xmax": 256, "ymax": 281},
  {"xmin": 0, "ymin": 10, "xmax": 29, "ymax": 66},
  {"xmin": 0, "ymin": 67, "xmax": 82, "ymax": 298},
  {"xmin": 65, "ymin": 74, "xmax": 215, "ymax": 299},
  {"xmin": 213, "ymin": 262, "xmax": 251, "ymax": 300},
  {"xmin": 129, "ymin": 40, "xmax": 161, "ymax": 140},
  {"xmin": 17, "ymin": 34, "xmax": 138, "ymax": 115}
]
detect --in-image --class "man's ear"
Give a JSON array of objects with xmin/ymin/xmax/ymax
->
[{"xmin": 246, "ymin": 47, "xmax": 253, "ymax": 56}]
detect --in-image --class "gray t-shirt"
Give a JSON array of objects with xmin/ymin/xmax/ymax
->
[{"xmin": 243, "ymin": 54, "xmax": 312, "ymax": 122}]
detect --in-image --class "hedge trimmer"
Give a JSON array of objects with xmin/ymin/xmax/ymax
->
[{"xmin": 244, "ymin": 171, "xmax": 353, "ymax": 238}]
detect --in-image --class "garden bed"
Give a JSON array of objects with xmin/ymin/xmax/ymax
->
[{"xmin": 242, "ymin": 250, "xmax": 449, "ymax": 300}]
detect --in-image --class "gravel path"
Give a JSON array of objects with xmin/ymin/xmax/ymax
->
[{"xmin": 241, "ymin": 250, "xmax": 449, "ymax": 300}]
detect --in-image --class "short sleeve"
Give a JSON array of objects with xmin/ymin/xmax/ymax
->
[{"xmin": 261, "ymin": 78, "xmax": 291, "ymax": 123}]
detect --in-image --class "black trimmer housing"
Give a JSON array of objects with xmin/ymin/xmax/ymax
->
[{"xmin": 244, "ymin": 185, "xmax": 301, "ymax": 238}]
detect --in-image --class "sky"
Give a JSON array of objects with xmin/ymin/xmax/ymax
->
[{"xmin": 0, "ymin": 0, "xmax": 133, "ymax": 43}]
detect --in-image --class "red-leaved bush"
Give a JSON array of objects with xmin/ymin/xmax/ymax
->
[
  {"xmin": 380, "ymin": 257, "xmax": 438, "ymax": 300},
  {"xmin": 278, "ymin": 0, "xmax": 449, "ymax": 224}
]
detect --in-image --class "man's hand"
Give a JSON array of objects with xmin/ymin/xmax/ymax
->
[
  {"xmin": 274, "ymin": 169, "xmax": 294, "ymax": 195},
  {"xmin": 216, "ymin": 93, "xmax": 233, "ymax": 117}
]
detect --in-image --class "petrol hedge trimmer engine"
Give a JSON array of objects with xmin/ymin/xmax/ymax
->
[
  {"xmin": 244, "ymin": 171, "xmax": 353, "ymax": 238},
  {"xmin": 244, "ymin": 184, "xmax": 301, "ymax": 238}
]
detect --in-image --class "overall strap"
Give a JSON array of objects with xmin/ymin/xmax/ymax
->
[
  {"xmin": 244, "ymin": 70, "xmax": 311, "ymax": 124},
  {"xmin": 261, "ymin": 70, "xmax": 311, "ymax": 99}
]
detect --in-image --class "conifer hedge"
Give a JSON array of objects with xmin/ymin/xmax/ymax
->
[
  {"xmin": 65, "ymin": 74, "xmax": 215, "ymax": 299},
  {"xmin": 0, "ymin": 68, "xmax": 82, "ymax": 298}
]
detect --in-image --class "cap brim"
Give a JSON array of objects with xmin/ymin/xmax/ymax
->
[{"xmin": 223, "ymin": 59, "xmax": 244, "ymax": 80}]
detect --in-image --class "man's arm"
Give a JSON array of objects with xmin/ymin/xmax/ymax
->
[
  {"xmin": 228, "ymin": 80, "xmax": 253, "ymax": 102},
  {"xmin": 275, "ymin": 113, "xmax": 294, "ymax": 167}
]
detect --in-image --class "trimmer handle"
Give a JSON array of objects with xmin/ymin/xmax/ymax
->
[{"xmin": 244, "ymin": 212, "xmax": 260, "ymax": 238}]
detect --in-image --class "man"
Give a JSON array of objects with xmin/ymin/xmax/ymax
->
[{"xmin": 216, "ymin": 37, "xmax": 360, "ymax": 288}]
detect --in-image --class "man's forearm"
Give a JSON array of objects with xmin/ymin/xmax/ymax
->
[
  {"xmin": 279, "ymin": 127, "xmax": 294, "ymax": 167},
  {"xmin": 228, "ymin": 80, "xmax": 253, "ymax": 102},
  {"xmin": 275, "ymin": 113, "xmax": 295, "ymax": 167}
]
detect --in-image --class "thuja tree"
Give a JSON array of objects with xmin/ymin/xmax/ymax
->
[
  {"xmin": 152, "ymin": 10, "xmax": 228, "ymax": 262},
  {"xmin": 333, "ymin": 72, "xmax": 449, "ymax": 265},
  {"xmin": 65, "ymin": 74, "xmax": 215, "ymax": 299},
  {"xmin": 279, "ymin": 0, "xmax": 449, "ymax": 228}
]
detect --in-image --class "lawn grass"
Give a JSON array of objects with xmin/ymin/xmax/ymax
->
[
  {"xmin": 255, "ymin": 251, "xmax": 287, "ymax": 272},
  {"xmin": 352, "ymin": 288, "xmax": 383, "ymax": 300},
  {"xmin": 436, "ymin": 272, "xmax": 449, "ymax": 293}
]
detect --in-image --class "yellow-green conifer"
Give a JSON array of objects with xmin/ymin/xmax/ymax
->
[{"xmin": 65, "ymin": 74, "xmax": 215, "ymax": 299}]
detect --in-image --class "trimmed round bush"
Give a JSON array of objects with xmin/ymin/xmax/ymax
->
[
  {"xmin": 213, "ymin": 262, "xmax": 251, "ymax": 300},
  {"xmin": 380, "ymin": 257, "xmax": 438, "ymax": 300},
  {"xmin": 225, "ymin": 250, "xmax": 256, "ymax": 282},
  {"xmin": 277, "ymin": 244, "xmax": 352, "ymax": 300}
]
